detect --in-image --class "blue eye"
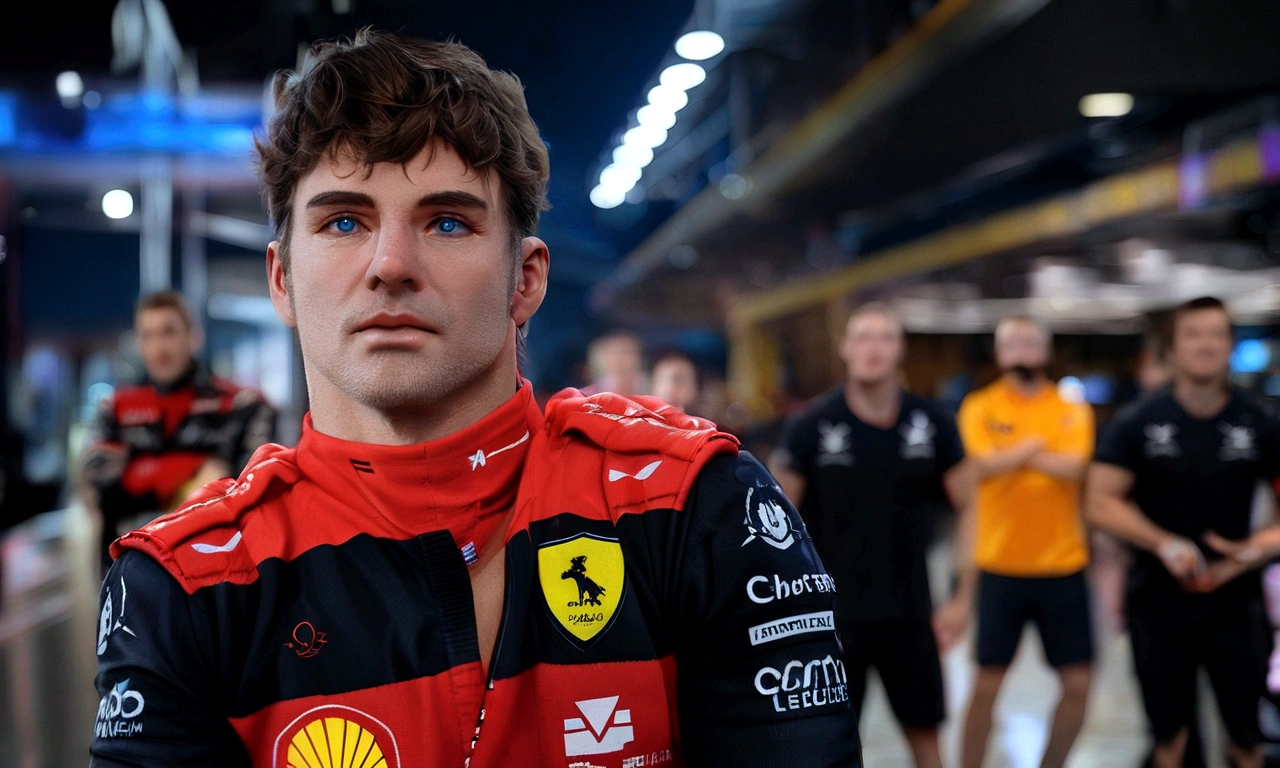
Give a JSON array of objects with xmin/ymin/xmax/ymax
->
[
  {"xmin": 438, "ymin": 218, "xmax": 460, "ymax": 234},
  {"xmin": 333, "ymin": 217, "xmax": 357, "ymax": 233}
]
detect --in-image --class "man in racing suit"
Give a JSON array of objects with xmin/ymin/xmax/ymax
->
[
  {"xmin": 90, "ymin": 30, "xmax": 860, "ymax": 767},
  {"xmin": 82, "ymin": 290, "xmax": 276, "ymax": 571}
]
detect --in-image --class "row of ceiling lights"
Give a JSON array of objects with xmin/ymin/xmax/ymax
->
[{"xmin": 590, "ymin": 30, "xmax": 725, "ymax": 210}]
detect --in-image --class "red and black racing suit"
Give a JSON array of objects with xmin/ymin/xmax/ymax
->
[
  {"xmin": 83, "ymin": 364, "xmax": 276, "ymax": 570},
  {"xmin": 90, "ymin": 382, "xmax": 859, "ymax": 767}
]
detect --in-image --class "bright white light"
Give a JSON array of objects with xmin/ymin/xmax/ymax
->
[
  {"xmin": 600, "ymin": 164, "xmax": 642, "ymax": 191},
  {"xmin": 590, "ymin": 185, "xmax": 626, "ymax": 209},
  {"xmin": 102, "ymin": 189, "xmax": 134, "ymax": 220},
  {"xmin": 660, "ymin": 63, "xmax": 706, "ymax": 91},
  {"xmin": 636, "ymin": 105, "xmax": 677, "ymax": 131},
  {"xmin": 647, "ymin": 85, "xmax": 689, "ymax": 113},
  {"xmin": 613, "ymin": 143, "xmax": 654, "ymax": 169},
  {"xmin": 56, "ymin": 71, "xmax": 83, "ymax": 100},
  {"xmin": 1079, "ymin": 92, "xmax": 1134, "ymax": 118},
  {"xmin": 675, "ymin": 30, "xmax": 725, "ymax": 61},
  {"xmin": 623, "ymin": 125, "xmax": 668, "ymax": 149}
]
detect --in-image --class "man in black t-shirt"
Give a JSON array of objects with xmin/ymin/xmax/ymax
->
[
  {"xmin": 772, "ymin": 303, "xmax": 971, "ymax": 768},
  {"xmin": 1087, "ymin": 296, "xmax": 1280, "ymax": 768}
]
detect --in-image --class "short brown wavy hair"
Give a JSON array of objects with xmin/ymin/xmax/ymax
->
[{"xmin": 255, "ymin": 29, "xmax": 550, "ymax": 262}]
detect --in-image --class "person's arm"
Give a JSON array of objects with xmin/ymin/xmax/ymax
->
[
  {"xmin": 934, "ymin": 461, "xmax": 977, "ymax": 650},
  {"xmin": 768, "ymin": 413, "xmax": 816, "ymax": 511},
  {"xmin": 91, "ymin": 551, "xmax": 249, "ymax": 767},
  {"xmin": 956, "ymin": 395, "xmax": 1042, "ymax": 480},
  {"xmin": 1193, "ymin": 415, "xmax": 1280, "ymax": 592},
  {"xmin": 1084, "ymin": 463, "xmax": 1203, "ymax": 580},
  {"xmin": 673, "ymin": 452, "xmax": 860, "ymax": 767},
  {"xmin": 1026, "ymin": 403, "xmax": 1095, "ymax": 482},
  {"xmin": 969, "ymin": 438, "xmax": 1043, "ymax": 480},
  {"xmin": 82, "ymin": 397, "xmax": 127, "ymax": 491},
  {"xmin": 1025, "ymin": 451, "xmax": 1089, "ymax": 481}
]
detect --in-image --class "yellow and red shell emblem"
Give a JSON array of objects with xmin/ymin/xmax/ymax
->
[{"xmin": 273, "ymin": 705, "xmax": 399, "ymax": 768}]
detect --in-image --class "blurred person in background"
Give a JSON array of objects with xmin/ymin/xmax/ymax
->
[
  {"xmin": 957, "ymin": 316, "xmax": 1095, "ymax": 768},
  {"xmin": 582, "ymin": 329, "xmax": 646, "ymax": 396},
  {"xmin": 80, "ymin": 290, "xmax": 276, "ymax": 572},
  {"xmin": 90, "ymin": 30, "xmax": 859, "ymax": 767},
  {"xmin": 1087, "ymin": 297, "xmax": 1280, "ymax": 768},
  {"xmin": 771, "ymin": 303, "xmax": 972, "ymax": 768},
  {"xmin": 649, "ymin": 348, "xmax": 701, "ymax": 414}
]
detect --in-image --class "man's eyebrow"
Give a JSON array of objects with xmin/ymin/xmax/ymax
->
[
  {"xmin": 303, "ymin": 190, "xmax": 490, "ymax": 213},
  {"xmin": 416, "ymin": 190, "xmax": 489, "ymax": 212},
  {"xmin": 305, "ymin": 191, "xmax": 376, "ymax": 210}
]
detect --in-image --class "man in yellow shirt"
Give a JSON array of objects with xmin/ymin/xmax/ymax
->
[{"xmin": 957, "ymin": 316, "xmax": 1095, "ymax": 768}]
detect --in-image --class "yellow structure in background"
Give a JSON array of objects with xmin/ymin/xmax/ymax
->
[{"xmin": 727, "ymin": 134, "xmax": 1275, "ymax": 414}]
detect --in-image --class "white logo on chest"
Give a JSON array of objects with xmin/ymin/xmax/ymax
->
[
  {"xmin": 1143, "ymin": 423, "xmax": 1180, "ymax": 458},
  {"xmin": 900, "ymin": 410, "xmax": 936, "ymax": 459},
  {"xmin": 816, "ymin": 421, "xmax": 853, "ymax": 466},
  {"xmin": 1219, "ymin": 423, "xmax": 1256, "ymax": 461}
]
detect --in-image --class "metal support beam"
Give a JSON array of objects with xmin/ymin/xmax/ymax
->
[{"xmin": 139, "ymin": 155, "xmax": 173, "ymax": 293}]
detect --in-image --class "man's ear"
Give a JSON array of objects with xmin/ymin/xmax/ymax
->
[
  {"xmin": 266, "ymin": 240, "xmax": 297, "ymax": 328},
  {"xmin": 510, "ymin": 236, "xmax": 550, "ymax": 327}
]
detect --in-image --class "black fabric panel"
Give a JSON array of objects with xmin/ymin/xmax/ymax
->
[{"xmin": 205, "ymin": 530, "xmax": 477, "ymax": 718}]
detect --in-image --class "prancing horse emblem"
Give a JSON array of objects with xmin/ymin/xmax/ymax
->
[{"xmin": 562, "ymin": 555, "xmax": 607, "ymax": 607}]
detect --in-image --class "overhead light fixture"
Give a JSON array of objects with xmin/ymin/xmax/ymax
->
[
  {"xmin": 102, "ymin": 189, "xmax": 134, "ymax": 219},
  {"xmin": 56, "ymin": 71, "xmax": 83, "ymax": 100},
  {"xmin": 1079, "ymin": 92, "xmax": 1134, "ymax": 118},
  {"xmin": 599, "ymin": 164, "xmax": 642, "ymax": 190},
  {"xmin": 636, "ymin": 105, "xmax": 677, "ymax": 131},
  {"xmin": 647, "ymin": 85, "xmax": 688, "ymax": 113},
  {"xmin": 623, "ymin": 125, "xmax": 669, "ymax": 149},
  {"xmin": 613, "ymin": 143, "xmax": 654, "ymax": 169},
  {"xmin": 590, "ymin": 184, "xmax": 626, "ymax": 209},
  {"xmin": 659, "ymin": 63, "xmax": 706, "ymax": 91},
  {"xmin": 675, "ymin": 31, "xmax": 725, "ymax": 61}
]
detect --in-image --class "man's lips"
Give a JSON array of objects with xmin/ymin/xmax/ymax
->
[{"xmin": 353, "ymin": 313, "xmax": 437, "ymax": 333}]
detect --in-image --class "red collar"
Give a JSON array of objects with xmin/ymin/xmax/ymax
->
[{"xmin": 295, "ymin": 382, "xmax": 541, "ymax": 563}]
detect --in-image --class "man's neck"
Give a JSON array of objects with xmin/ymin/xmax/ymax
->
[
  {"xmin": 845, "ymin": 377, "xmax": 901, "ymax": 428},
  {"xmin": 1003, "ymin": 373, "xmax": 1046, "ymax": 398},
  {"xmin": 1172, "ymin": 374, "xmax": 1230, "ymax": 419},
  {"xmin": 308, "ymin": 362, "xmax": 521, "ymax": 446}
]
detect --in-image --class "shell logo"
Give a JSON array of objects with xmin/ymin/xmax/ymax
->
[{"xmin": 273, "ymin": 705, "xmax": 400, "ymax": 768}]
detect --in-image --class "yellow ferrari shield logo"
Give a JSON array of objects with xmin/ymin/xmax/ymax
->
[{"xmin": 538, "ymin": 532, "xmax": 626, "ymax": 645}]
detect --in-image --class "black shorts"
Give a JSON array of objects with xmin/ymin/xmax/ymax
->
[
  {"xmin": 976, "ymin": 570, "xmax": 1095, "ymax": 668},
  {"xmin": 842, "ymin": 620, "xmax": 945, "ymax": 728},
  {"xmin": 1127, "ymin": 591, "xmax": 1271, "ymax": 747}
]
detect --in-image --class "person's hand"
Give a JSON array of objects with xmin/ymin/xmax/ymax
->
[
  {"xmin": 932, "ymin": 596, "xmax": 971, "ymax": 651},
  {"xmin": 82, "ymin": 444, "xmax": 127, "ymax": 485},
  {"xmin": 1182, "ymin": 531, "xmax": 1270, "ymax": 594},
  {"xmin": 1203, "ymin": 531, "xmax": 1268, "ymax": 567},
  {"xmin": 1182, "ymin": 557, "xmax": 1249, "ymax": 594},
  {"xmin": 1155, "ymin": 535, "xmax": 1205, "ymax": 581},
  {"xmin": 1013, "ymin": 437, "xmax": 1046, "ymax": 465}
]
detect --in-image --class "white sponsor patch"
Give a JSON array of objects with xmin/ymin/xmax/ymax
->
[
  {"xmin": 564, "ymin": 696, "xmax": 634, "ymax": 757},
  {"xmin": 748, "ymin": 610, "xmax": 835, "ymax": 646}
]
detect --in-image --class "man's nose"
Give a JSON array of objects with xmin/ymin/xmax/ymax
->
[{"xmin": 365, "ymin": 223, "xmax": 424, "ymax": 292}]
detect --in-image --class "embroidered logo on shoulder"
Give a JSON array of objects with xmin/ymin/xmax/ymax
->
[
  {"xmin": 608, "ymin": 460, "xmax": 663, "ymax": 483},
  {"xmin": 538, "ymin": 532, "xmax": 627, "ymax": 647},
  {"xmin": 191, "ymin": 531, "xmax": 242, "ymax": 554},
  {"xmin": 742, "ymin": 487, "xmax": 797, "ymax": 550}
]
